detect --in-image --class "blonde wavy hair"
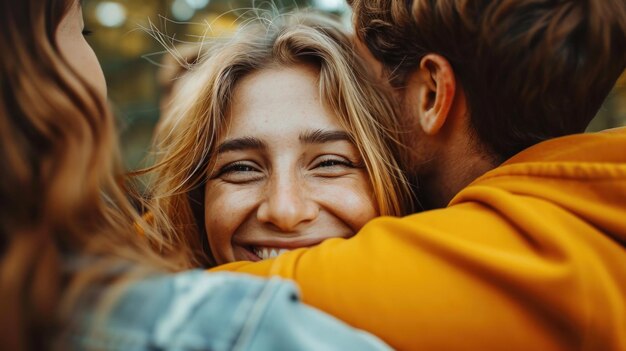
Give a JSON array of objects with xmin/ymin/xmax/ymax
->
[
  {"xmin": 143, "ymin": 11, "xmax": 414, "ymax": 267},
  {"xmin": 0, "ymin": 1, "xmax": 189, "ymax": 349}
]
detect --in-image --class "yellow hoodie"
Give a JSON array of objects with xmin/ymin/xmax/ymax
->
[{"xmin": 212, "ymin": 128, "xmax": 626, "ymax": 350}]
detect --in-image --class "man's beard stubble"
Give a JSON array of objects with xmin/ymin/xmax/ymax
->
[{"xmin": 396, "ymin": 101, "xmax": 439, "ymax": 212}]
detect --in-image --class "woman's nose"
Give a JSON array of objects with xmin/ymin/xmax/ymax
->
[{"xmin": 256, "ymin": 175, "xmax": 319, "ymax": 232}]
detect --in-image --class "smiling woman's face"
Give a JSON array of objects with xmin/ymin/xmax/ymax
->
[{"xmin": 204, "ymin": 64, "xmax": 378, "ymax": 264}]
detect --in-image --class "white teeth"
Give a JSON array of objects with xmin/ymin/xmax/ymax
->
[{"xmin": 252, "ymin": 246, "xmax": 291, "ymax": 260}]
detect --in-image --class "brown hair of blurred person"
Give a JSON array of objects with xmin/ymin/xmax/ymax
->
[
  {"xmin": 0, "ymin": 1, "xmax": 190, "ymax": 350},
  {"xmin": 349, "ymin": 0, "xmax": 626, "ymax": 162}
]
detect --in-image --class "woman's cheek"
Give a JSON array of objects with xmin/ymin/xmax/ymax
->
[
  {"xmin": 315, "ymin": 176, "xmax": 378, "ymax": 231},
  {"xmin": 204, "ymin": 184, "xmax": 258, "ymax": 262}
]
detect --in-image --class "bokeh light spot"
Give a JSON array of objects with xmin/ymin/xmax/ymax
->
[
  {"xmin": 95, "ymin": 2, "xmax": 127, "ymax": 28},
  {"xmin": 172, "ymin": 0, "xmax": 196, "ymax": 21},
  {"xmin": 185, "ymin": 0, "xmax": 210, "ymax": 10},
  {"xmin": 313, "ymin": 0, "xmax": 346, "ymax": 12}
]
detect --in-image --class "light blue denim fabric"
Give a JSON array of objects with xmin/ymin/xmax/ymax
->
[{"xmin": 60, "ymin": 270, "xmax": 391, "ymax": 350}]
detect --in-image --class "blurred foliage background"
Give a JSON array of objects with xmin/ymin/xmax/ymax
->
[{"xmin": 83, "ymin": 0, "xmax": 626, "ymax": 170}]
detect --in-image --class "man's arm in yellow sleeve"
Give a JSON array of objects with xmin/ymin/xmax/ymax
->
[{"xmin": 211, "ymin": 199, "xmax": 624, "ymax": 350}]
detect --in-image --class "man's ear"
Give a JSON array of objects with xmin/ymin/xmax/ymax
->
[{"xmin": 408, "ymin": 54, "xmax": 456, "ymax": 135}]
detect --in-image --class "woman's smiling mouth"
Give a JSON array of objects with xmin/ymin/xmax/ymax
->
[
  {"xmin": 252, "ymin": 246, "xmax": 291, "ymax": 259},
  {"xmin": 238, "ymin": 235, "xmax": 352, "ymax": 261}
]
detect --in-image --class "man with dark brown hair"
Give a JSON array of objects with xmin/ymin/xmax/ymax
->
[
  {"xmin": 215, "ymin": 1, "xmax": 626, "ymax": 349},
  {"xmin": 349, "ymin": 0, "xmax": 626, "ymax": 209}
]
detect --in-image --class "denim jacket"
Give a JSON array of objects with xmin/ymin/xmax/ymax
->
[{"xmin": 59, "ymin": 270, "xmax": 391, "ymax": 350}]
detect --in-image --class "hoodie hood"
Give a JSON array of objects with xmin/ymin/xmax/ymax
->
[{"xmin": 453, "ymin": 128, "xmax": 626, "ymax": 248}]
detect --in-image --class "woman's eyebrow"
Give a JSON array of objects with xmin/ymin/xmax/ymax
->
[
  {"xmin": 299, "ymin": 129, "xmax": 352, "ymax": 144},
  {"xmin": 217, "ymin": 137, "xmax": 267, "ymax": 154}
]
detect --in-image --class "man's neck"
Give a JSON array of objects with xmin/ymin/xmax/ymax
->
[{"xmin": 418, "ymin": 146, "xmax": 497, "ymax": 210}]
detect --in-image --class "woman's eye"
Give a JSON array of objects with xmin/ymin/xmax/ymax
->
[
  {"xmin": 224, "ymin": 164, "xmax": 258, "ymax": 173},
  {"xmin": 317, "ymin": 159, "xmax": 351, "ymax": 168},
  {"xmin": 312, "ymin": 156, "xmax": 358, "ymax": 177},
  {"xmin": 82, "ymin": 29, "xmax": 93, "ymax": 37},
  {"xmin": 215, "ymin": 162, "xmax": 263, "ymax": 183}
]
